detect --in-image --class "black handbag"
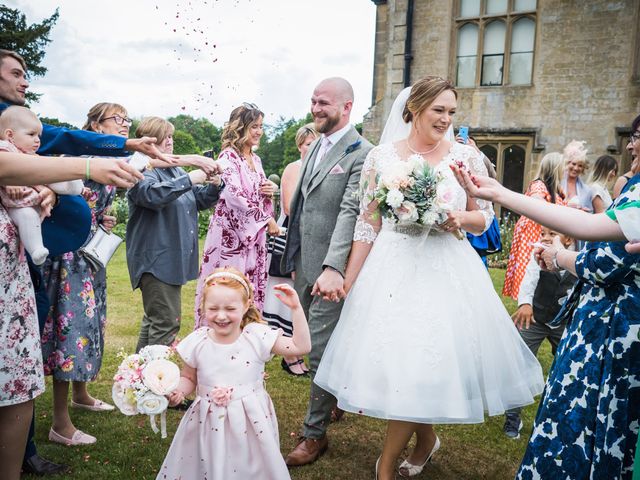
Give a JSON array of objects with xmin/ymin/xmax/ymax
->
[
  {"xmin": 547, "ymin": 280, "xmax": 583, "ymax": 329},
  {"xmin": 267, "ymin": 217, "xmax": 290, "ymax": 278}
]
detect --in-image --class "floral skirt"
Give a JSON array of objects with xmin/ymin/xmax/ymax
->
[{"xmin": 41, "ymin": 251, "xmax": 107, "ymax": 382}]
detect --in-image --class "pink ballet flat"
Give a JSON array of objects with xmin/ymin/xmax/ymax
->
[
  {"xmin": 71, "ymin": 399, "xmax": 115, "ymax": 412},
  {"xmin": 49, "ymin": 428, "xmax": 97, "ymax": 446}
]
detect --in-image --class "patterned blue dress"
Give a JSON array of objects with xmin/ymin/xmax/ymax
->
[
  {"xmin": 517, "ymin": 182, "xmax": 640, "ymax": 479},
  {"xmin": 41, "ymin": 180, "xmax": 117, "ymax": 381}
]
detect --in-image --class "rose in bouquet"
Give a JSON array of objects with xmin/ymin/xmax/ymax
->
[
  {"xmin": 371, "ymin": 157, "xmax": 463, "ymax": 236},
  {"xmin": 112, "ymin": 344, "xmax": 180, "ymax": 438}
]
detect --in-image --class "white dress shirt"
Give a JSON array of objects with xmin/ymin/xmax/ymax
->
[{"xmin": 312, "ymin": 123, "xmax": 352, "ymax": 171}]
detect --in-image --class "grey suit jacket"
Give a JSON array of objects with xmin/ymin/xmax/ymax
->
[{"xmin": 283, "ymin": 125, "xmax": 373, "ymax": 284}]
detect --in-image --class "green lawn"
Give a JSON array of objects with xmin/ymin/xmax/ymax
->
[{"xmin": 28, "ymin": 247, "xmax": 552, "ymax": 480}]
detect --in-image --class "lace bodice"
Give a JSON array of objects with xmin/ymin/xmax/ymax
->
[{"xmin": 353, "ymin": 142, "xmax": 495, "ymax": 244}]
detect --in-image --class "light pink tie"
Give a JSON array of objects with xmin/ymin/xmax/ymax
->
[{"xmin": 313, "ymin": 136, "xmax": 331, "ymax": 171}]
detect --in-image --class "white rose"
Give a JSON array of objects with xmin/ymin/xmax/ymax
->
[
  {"xmin": 421, "ymin": 211, "xmax": 439, "ymax": 225},
  {"xmin": 385, "ymin": 189, "xmax": 404, "ymax": 209},
  {"xmin": 112, "ymin": 382, "xmax": 138, "ymax": 416},
  {"xmin": 142, "ymin": 359, "xmax": 180, "ymax": 395},
  {"xmin": 137, "ymin": 392, "xmax": 168, "ymax": 416},
  {"xmin": 138, "ymin": 345, "xmax": 172, "ymax": 362},
  {"xmin": 396, "ymin": 201, "xmax": 419, "ymax": 222}
]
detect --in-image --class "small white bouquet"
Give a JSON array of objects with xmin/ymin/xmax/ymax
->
[
  {"xmin": 370, "ymin": 157, "xmax": 463, "ymax": 238},
  {"xmin": 112, "ymin": 345, "xmax": 180, "ymax": 438}
]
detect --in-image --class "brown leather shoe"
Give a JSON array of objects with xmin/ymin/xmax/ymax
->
[{"xmin": 285, "ymin": 436, "xmax": 328, "ymax": 466}]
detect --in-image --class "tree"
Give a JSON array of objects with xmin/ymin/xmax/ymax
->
[
  {"xmin": 257, "ymin": 114, "xmax": 313, "ymax": 176},
  {"xmin": 39, "ymin": 116, "xmax": 76, "ymax": 130},
  {"xmin": 0, "ymin": 6, "xmax": 59, "ymax": 102},
  {"xmin": 168, "ymin": 114, "xmax": 222, "ymax": 155},
  {"xmin": 173, "ymin": 130, "xmax": 198, "ymax": 155}
]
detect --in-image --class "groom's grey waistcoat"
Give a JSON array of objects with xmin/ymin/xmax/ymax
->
[{"xmin": 283, "ymin": 126, "xmax": 372, "ymax": 283}]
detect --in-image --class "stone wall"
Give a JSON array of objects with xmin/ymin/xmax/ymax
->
[{"xmin": 364, "ymin": 0, "xmax": 640, "ymax": 178}]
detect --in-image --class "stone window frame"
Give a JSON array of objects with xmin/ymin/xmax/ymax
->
[
  {"xmin": 452, "ymin": 0, "xmax": 537, "ymax": 88},
  {"xmin": 634, "ymin": 0, "xmax": 640, "ymax": 83},
  {"xmin": 474, "ymin": 133, "xmax": 535, "ymax": 215}
]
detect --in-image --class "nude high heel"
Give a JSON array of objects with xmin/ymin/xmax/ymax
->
[{"xmin": 398, "ymin": 435, "xmax": 440, "ymax": 477}]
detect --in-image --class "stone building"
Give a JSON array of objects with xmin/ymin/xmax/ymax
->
[{"xmin": 363, "ymin": 0, "xmax": 640, "ymax": 196}]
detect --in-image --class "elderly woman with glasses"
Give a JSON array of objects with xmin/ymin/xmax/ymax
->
[
  {"xmin": 40, "ymin": 102, "xmax": 139, "ymax": 445},
  {"xmin": 194, "ymin": 103, "xmax": 279, "ymax": 326}
]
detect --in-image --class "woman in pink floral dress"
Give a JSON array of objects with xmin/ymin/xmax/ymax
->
[
  {"xmin": 195, "ymin": 103, "xmax": 279, "ymax": 326},
  {"xmin": 0, "ymin": 202, "xmax": 45, "ymax": 479}
]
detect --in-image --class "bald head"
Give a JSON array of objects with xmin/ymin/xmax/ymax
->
[
  {"xmin": 311, "ymin": 77, "xmax": 354, "ymax": 135},
  {"xmin": 315, "ymin": 77, "xmax": 354, "ymax": 103},
  {"xmin": 0, "ymin": 105, "xmax": 40, "ymax": 131}
]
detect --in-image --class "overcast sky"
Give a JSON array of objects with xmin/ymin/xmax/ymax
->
[{"xmin": 7, "ymin": 0, "xmax": 376, "ymax": 130}]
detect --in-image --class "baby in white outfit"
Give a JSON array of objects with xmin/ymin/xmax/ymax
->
[{"xmin": 0, "ymin": 106, "xmax": 83, "ymax": 264}]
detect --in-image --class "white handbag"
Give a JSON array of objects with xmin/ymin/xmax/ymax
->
[{"xmin": 79, "ymin": 225, "xmax": 123, "ymax": 271}]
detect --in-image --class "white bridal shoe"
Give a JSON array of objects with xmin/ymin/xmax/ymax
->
[{"xmin": 398, "ymin": 436, "xmax": 440, "ymax": 477}]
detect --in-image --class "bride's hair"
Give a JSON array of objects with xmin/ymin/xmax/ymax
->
[
  {"xmin": 534, "ymin": 152, "xmax": 565, "ymax": 204},
  {"xmin": 221, "ymin": 103, "xmax": 264, "ymax": 155},
  {"xmin": 402, "ymin": 76, "xmax": 457, "ymax": 123}
]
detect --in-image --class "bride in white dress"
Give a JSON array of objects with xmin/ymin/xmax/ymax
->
[{"xmin": 313, "ymin": 77, "xmax": 544, "ymax": 479}]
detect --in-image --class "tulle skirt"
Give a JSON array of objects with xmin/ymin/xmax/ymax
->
[{"xmin": 314, "ymin": 226, "xmax": 544, "ymax": 424}]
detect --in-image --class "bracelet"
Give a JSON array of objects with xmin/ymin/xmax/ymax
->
[{"xmin": 85, "ymin": 158, "xmax": 91, "ymax": 181}]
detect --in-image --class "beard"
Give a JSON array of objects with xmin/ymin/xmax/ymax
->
[{"xmin": 314, "ymin": 111, "xmax": 341, "ymax": 134}]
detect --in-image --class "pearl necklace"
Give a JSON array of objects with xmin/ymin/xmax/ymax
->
[{"xmin": 406, "ymin": 138, "xmax": 440, "ymax": 156}]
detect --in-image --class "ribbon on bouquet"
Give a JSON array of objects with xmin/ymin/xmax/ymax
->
[{"xmin": 149, "ymin": 411, "xmax": 168, "ymax": 439}]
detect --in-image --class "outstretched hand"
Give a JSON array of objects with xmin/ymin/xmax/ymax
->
[
  {"xmin": 179, "ymin": 154, "xmax": 223, "ymax": 176},
  {"xmin": 90, "ymin": 158, "xmax": 144, "ymax": 188},
  {"xmin": 273, "ymin": 284, "xmax": 302, "ymax": 310},
  {"xmin": 450, "ymin": 164, "xmax": 502, "ymax": 201},
  {"xmin": 125, "ymin": 137, "xmax": 179, "ymax": 167}
]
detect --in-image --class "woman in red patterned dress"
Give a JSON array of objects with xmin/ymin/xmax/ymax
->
[{"xmin": 502, "ymin": 152, "xmax": 565, "ymax": 299}]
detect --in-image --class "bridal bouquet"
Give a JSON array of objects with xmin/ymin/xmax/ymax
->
[
  {"xmin": 112, "ymin": 345, "xmax": 180, "ymax": 438},
  {"xmin": 372, "ymin": 157, "xmax": 462, "ymax": 236}
]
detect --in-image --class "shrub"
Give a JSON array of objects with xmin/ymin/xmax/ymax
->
[{"xmin": 488, "ymin": 212, "xmax": 517, "ymax": 269}]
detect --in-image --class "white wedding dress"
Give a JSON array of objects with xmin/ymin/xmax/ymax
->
[{"xmin": 314, "ymin": 142, "xmax": 545, "ymax": 424}]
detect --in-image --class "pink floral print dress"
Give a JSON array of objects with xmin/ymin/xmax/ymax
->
[
  {"xmin": 194, "ymin": 148, "xmax": 273, "ymax": 326},
  {"xmin": 0, "ymin": 204, "xmax": 45, "ymax": 406}
]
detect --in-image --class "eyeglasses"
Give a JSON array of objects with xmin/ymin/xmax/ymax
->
[
  {"xmin": 242, "ymin": 102, "xmax": 259, "ymax": 111},
  {"xmin": 101, "ymin": 114, "xmax": 132, "ymax": 126},
  {"xmin": 630, "ymin": 132, "xmax": 640, "ymax": 143}
]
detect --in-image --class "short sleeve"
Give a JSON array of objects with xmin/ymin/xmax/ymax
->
[
  {"xmin": 527, "ymin": 180, "xmax": 551, "ymax": 200},
  {"xmin": 242, "ymin": 323, "xmax": 282, "ymax": 362},
  {"xmin": 606, "ymin": 200, "xmax": 640, "ymax": 241},
  {"xmin": 176, "ymin": 328, "xmax": 209, "ymax": 368}
]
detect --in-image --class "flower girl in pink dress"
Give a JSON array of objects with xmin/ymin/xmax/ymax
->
[{"xmin": 157, "ymin": 267, "xmax": 311, "ymax": 480}]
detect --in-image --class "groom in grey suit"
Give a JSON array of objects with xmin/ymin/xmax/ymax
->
[{"xmin": 283, "ymin": 77, "xmax": 373, "ymax": 466}]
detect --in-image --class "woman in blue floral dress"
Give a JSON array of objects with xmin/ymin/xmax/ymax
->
[
  {"xmin": 41, "ymin": 103, "xmax": 130, "ymax": 445},
  {"xmin": 453, "ymin": 114, "xmax": 640, "ymax": 479}
]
